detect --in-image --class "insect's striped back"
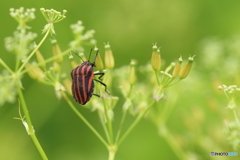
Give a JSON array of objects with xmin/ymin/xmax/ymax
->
[{"xmin": 71, "ymin": 61, "xmax": 94, "ymax": 105}]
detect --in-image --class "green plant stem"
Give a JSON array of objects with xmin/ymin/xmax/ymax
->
[
  {"xmin": 108, "ymin": 151, "xmax": 115, "ymax": 160},
  {"xmin": 108, "ymin": 148, "xmax": 116, "ymax": 160},
  {"xmin": 154, "ymin": 70, "xmax": 160, "ymax": 86},
  {"xmin": 165, "ymin": 79, "xmax": 181, "ymax": 88},
  {"xmin": 115, "ymin": 110, "xmax": 127, "ymax": 144},
  {"xmin": 233, "ymin": 108, "xmax": 240, "ymax": 124},
  {"xmin": 61, "ymin": 91, "xmax": 108, "ymax": 148},
  {"xmin": 0, "ymin": 58, "xmax": 14, "ymax": 74},
  {"xmin": 15, "ymin": 28, "xmax": 25, "ymax": 71},
  {"xmin": 15, "ymin": 59, "xmax": 21, "ymax": 72},
  {"xmin": 20, "ymin": 47, "xmax": 72, "ymax": 75},
  {"xmin": 108, "ymin": 146, "xmax": 117, "ymax": 160},
  {"xmin": 159, "ymin": 125, "xmax": 187, "ymax": 160},
  {"xmin": 115, "ymin": 85, "xmax": 133, "ymax": 144},
  {"xmin": 18, "ymin": 29, "xmax": 50, "ymax": 73},
  {"xmin": 17, "ymin": 86, "xmax": 48, "ymax": 160},
  {"xmin": 102, "ymin": 98, "xmax": 114, "ymax": 145},
  {"xmin": 98, "ymin": 111, "xmax": 111, "ymax": 143},
  {"xmin": 117, "ymin": 100, "xmax": 156, "ymax": 146}
]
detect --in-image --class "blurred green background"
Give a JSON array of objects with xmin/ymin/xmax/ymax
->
[{"xmin": 1, "ymin": 0, "xmax": 240, "ymax": 160}]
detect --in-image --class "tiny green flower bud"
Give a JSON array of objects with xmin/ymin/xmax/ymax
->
[
  {"xmin": 172, "ymin": 56, "xmax": 182, "ymax": 78},
  {"xmin": 104, "ymin": 43, "xmax": 115, "ymax": 69},
  {"xmin": 51, "ymin": 39, "xmax": 63, "ymax": 63},
  {"xmin": 25, "ymin": 63, "xmax": 45, "ymax": 80},
  {"xmin": 151, "ymin": 44, "xmax": 161, "ymax": 71},
  {"xmin": 52, "ymin": 62, "xmax": 60, "ymax": 73},
  {"xmin": 94, "ymin": 47, "xmax": 104, "ymax": 71},
  {"xmin": 179, "ymin": 55, "xmax": 195, "ymax": 79},
  {"xmin": 70, "ymin": 61, "xmax": 78, "ymax": 69},
  {"xmin": 35, "ymin": 50, "xmax": 46, "ymax": 70},
  {"xmin": 129, "ymin": 59, "xmax": 137, "ymax": 85}
]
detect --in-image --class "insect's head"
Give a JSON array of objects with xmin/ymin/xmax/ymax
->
[{"xmin": 71, "ymin": 49, "xmax": 99, "ymax": 67}]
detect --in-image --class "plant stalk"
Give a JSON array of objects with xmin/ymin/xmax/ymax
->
[
  {"xmin": 17, "ymin": 86, "xmax": 48, "ymax": 160},
  {"xmin": 61, "ymin": 91, "xmax": 108, "ymax": 148}
]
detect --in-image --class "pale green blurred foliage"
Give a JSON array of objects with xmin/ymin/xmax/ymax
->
[
  {"xmin": 69, "ymin": 21, "xmax": 96, "ymax": 52},
  {"xmin": 1, "ymin": 8, "xmax": 37, "ymax": 106},
  {"xmin": 224, "ymin": 120, "xmax": 240, "ymax": 151},
  {"xmin": 5, "ymin": 31, "xmax": 37, "ymax": 60},
  {"xmin": 200, "ymin": 36, "xmax": 240, "ymax": 151},
  {"xmin": 2, "ymin": 4, "xmax": 240, "ymax": 160},
  {"xmin": 199, "ymin": 35, "xmax": 240, "ymax": 82},
  {"xmin": 143, "ymin": 35, "xmax": 240, "ymax": 159},
  {"xmin": 0, "ymin": 70, "xmax": 19, "ymax": 105}
]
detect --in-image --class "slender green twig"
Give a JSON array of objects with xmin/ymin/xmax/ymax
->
[
  {"xmin": 114, "ymin": 110, "xmax": 127, "ymax": 144},
  {"xmin": 233, "ymin": 108, "xmax": 240, "ymax": 124},
  {"xmin": 115, "ymin": 84, "xmax": 133, "ymax": 144},
  {"xmin": 154, "ymin": 70, "xmax": 160, "ymax": 86},
  {"xmin": 102, "ymin": 97, "xmax": 114, "ymax": 145},
  {"xmin": 98, "ymin": 111, "xmax": 111, "ymax": 143},
  {"xmin": 165, "ymin": 79, "xmax": 181, "ymax": 88},
  {"xmin": 20, "ymin": 47, "xmax": 72, "ymax": 75},
  {"xmin": 117, "ymin": 100, "xmax": 156, "ymax": 146},
  {"xmin": 61, "ymin": 91, "xmax": 108, "ymax": 148},
  {"xmin": 0, "ymin": 58, "xmax": 14, "ymax": 74},
  {"xmin": 17, "ymin": 86, "xmax": 48, "ymax": 160},
  {"xmin": 15, "ymin": 59, "xmax": 21, "ymax": 72},
  {"xmin": 18, "ymin": 29, "xmax": 50, "ymax": 73}
]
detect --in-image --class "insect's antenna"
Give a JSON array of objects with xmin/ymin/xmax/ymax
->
[
  {"xmin": 72, "ymin": 51, "xmax": 84, "ymax": 62},
  {"xmin": 88, "ymin": 48, "xmax": 93, "ymax": 61},
  {"xmin": 92, "ymin": 50, "xmax": 99, "ymax": 66}
]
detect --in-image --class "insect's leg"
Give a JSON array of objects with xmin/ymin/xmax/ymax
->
[
  {"xmin": 94, "ymin": 72, "xmax": 105, "ymax": 80},
  {"xmin": 94, "ymin": 79, "xmax": 110, "ymax": 94},
  {"xmin": 93, "ymin": 93, "xmax": 100, "ymax": 97}
]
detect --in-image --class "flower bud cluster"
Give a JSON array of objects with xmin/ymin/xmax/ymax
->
[
  {"xmin": 69, "ymin": 21, "xmax": 96, "ymax": 51},
  {"xmin": 151, "ymin": 43, "xmax": 195, "ymax": 89},
  {"xmin": 25, "ymin": 40, "xmax": 66, "ymax": 99},
  {"xmin": 218, "ymin": 85, "xmax": 240, "ymax": 109}
]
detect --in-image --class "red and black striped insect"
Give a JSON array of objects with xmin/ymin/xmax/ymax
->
[{"xmin": 70, "ymin": 50, "xmax": 109, "ymax": 105}]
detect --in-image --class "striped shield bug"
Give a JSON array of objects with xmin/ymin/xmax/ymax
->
[{"xmin": 70, "ymin": 49, "xmax": 109, "ymax": 105}]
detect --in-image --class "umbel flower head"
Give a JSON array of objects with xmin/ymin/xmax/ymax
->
[
  {"xmin": 218, "ymin": 85, "xmax": 240, "ymax": 109},
  {"xmin": 40, "ymin": 8, "xmax": 67, "ymax": 35},
  {"xmin": 9, "ymin": 7, "xmax": 36, "ymax": 30}
]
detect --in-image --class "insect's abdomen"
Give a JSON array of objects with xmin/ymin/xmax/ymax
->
[{"xmin": 71, "ymin": 62, "xmax": 94, "ymax": 105}]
